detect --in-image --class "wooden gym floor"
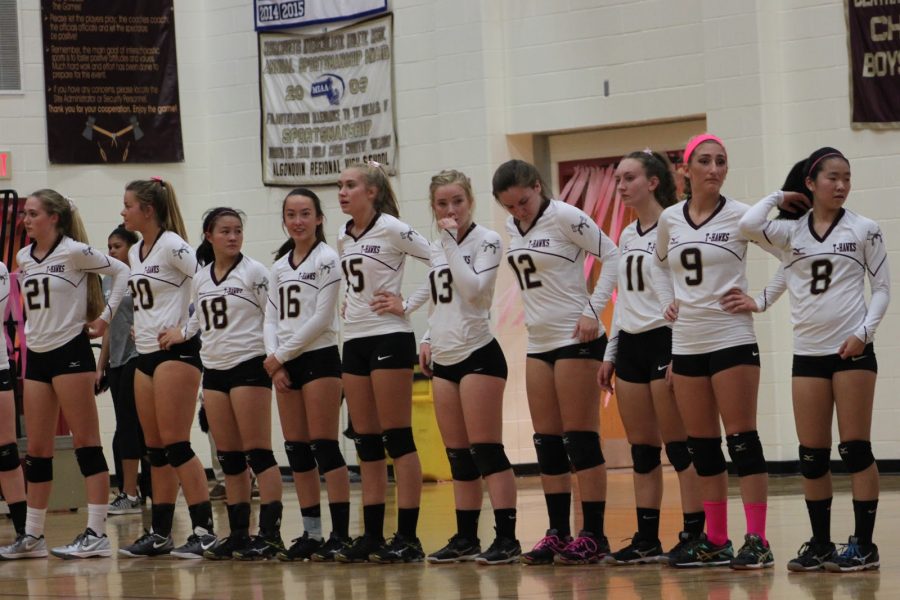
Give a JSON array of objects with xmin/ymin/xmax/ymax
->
[{"xmin": 0, "ymin": 470, "xmax": 891, "ymax": 599}]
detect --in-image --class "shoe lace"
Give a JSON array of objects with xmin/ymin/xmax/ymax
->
[
  {"xmin": 531, "ymin": 534, "xmax": 562, "ymax": 552},
  {"xmin": 564, "ymin": 535, "xmax": 599, "ymax": 556},
  {"xmin": 132, "ymin": 529, "xmax": 154, "ymax": 544},
  {"xmin": 837, "ymin": 541, "xmax": 860, "ymax": 559}
]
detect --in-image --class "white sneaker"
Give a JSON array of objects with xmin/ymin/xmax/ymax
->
[
  {"xmin": 50, "ymin": 528, "xmax": 111, "ymax": 559},
  {"xmin": 0, "ymin": 534, "xmax": 48, "ymax": 560},
  {"xmin": 108, "ymin": 492, "xmax": 142, "ymax": 515}
]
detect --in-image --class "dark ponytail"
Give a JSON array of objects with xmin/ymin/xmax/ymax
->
[{"xmin": 197, "ymin": 207, "xmax": 244, "ymax": 266}]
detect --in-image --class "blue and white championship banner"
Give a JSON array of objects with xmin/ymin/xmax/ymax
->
[
  {"xmin": 255, "ymin": 0, "xmax": 387, "ymax": 31},
  {"xmin": 259, "ymin": 14, "xmax": 395, "ymax": 185}
]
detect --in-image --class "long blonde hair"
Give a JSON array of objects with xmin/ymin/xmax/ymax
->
[
  {"xmin": 348, "ymin": 162, "xmax": 400, "ymax": 218},
  {"xmin": 125, "ymin": 178, "xmax": 189, "ymax": 240},
  {"xmin": 29, "ymin": 189, "xmax": 104, "ymax": 321}
]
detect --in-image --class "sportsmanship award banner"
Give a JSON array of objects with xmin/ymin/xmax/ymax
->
[
  {"xmin": 41, "ymin": 0, "xmax": 183, "ymax": 163},
  {"xmin": 254, "ymin": 0, "xmax": 387, "ymax": 31},
  {"xmin": 846, "ymin": 0, "xmax": 900, "ymax": 128},
  {"xmin": 260, "ymin": 15, "xmax": 395, "ymax": 186}
]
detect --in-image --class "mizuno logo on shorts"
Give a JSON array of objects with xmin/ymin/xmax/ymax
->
[{"xmin": 68, "ymin": 362, "xmax": 81, "ymax": 368}]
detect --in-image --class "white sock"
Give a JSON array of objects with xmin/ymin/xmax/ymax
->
[
  {"xmin": 25, "ymin": 507, "xmax": 47, "ymax": 538},
  {"xmin": 126, "ymin": 494, "xmax": 139, "ymax": 502},
  {"xmin": 87, "ymin": 504, "xmax": 108, "ymax": 536}
]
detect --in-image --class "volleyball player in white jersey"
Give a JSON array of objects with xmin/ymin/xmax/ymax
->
[
  {"xmin": 596, "ymin": 151, "xmax": 703, "ymax": 565},
  {"xmin": 733, "ymin": 147, "xmax": 889, "ymax": 572},
  {"xmin": 262, "ymin": 189, "xmax": 351, "ymax": 562},
  {"xmin": 158, "ymin": 208, "xmax": 284, "ymax": 561},
  {"xmin": 334, "ymin": 162, "xmax": 431, "ymax": 563},
  {"xmin": 117, "ymin": 178, "xmax": 216, "ymax": 559},
  {"xmin": 493, "ymin": 160, "xmax": 618, "ymax": 565},
  {"xmin": 392, "ymin": 170, "xmax": 518, "ymax": 565},
  {"xmin": 0, "ymin": 190, "xmax": 128, "ymax": 560},
  {"xmin": 653, "ymin": 135, "xmax": 772, "ymax": 569}
]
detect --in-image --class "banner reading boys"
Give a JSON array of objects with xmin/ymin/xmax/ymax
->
[{"xmin": 260, "ymin": 14, "xmax": 395, "ymax": 186}]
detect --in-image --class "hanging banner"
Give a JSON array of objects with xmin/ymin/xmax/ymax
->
[
  {"xmin": 846, "ymin": 0, "xmax": 900, "ymax": 128},
  {"xmin": 254, "ymin": 0, "xmax": 387, "ymax": 32},
  {"xmin": 40, "ymin": 0, "xmax": 184, "ymax": 163},
  {"xmin": 260, "ymin": 15, "xmax": 395, "ymax": 186}
]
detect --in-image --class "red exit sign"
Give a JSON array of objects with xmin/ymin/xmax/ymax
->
[{"xmin": 0, "ymin": 151, "xmax": 10, "ymax": 180}]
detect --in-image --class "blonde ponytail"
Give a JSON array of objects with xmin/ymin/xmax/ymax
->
[{"xmin": 125, "ymin": 178, "xmax": 189, "ymax": 241}]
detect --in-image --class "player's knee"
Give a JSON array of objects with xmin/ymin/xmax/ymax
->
[
  {"xmin": 687, "ymin": 436, "xmax": 727, "ymax": 476},
  {"xmin": 631, "ymin": 444, "xmax": 662, "ymax": 474},
  {"xmin": 838, "ymin": 440, "xmax": 875, "ymax": 474},
  {"xmin": 354, "ymin": 434, "xmax": 385, "ymax": 463},
  {"xmin": 24, "ymin": 455, "xmax": 52, "ymax": 483},
  {"xmin": 164, "ymin": 441, "xmax": 195, "ymax": 468},
  {"xmin": 445, "ymin": 447, "xmax": 480, "ymax": 481},
  {"xmin": 146, "ymin": 446, "xmax": 168, "ymax": 467},
  {"xmin": 563, "ymin": 431, "xmax": 605, "ymax": 471},
  {"xmin": 218, "ymin": 450, "xmax": 248, "ymax": 476},
  {"xmin": 284, "ymin": 440, "xmax": 316, "ymax": 473},
  {"xmin": 470, "ymin": 443, "xmax": 512, "ymax": 478},
  {"xmin": 0, "ymin": 443, "xmax": 20, "ymax": 472},
  {"xmin": 726, "ymin": 430, "xmax": 767, "ymax": 477},
  {"xmin": 311, "ymin": 439, "xmax": 346, "ymax": 475},
  {"xmin": 798, "ymin": 445, "xmax": 831, "ymax": 479},
  {"xmin": 665, "ymin": 441, "xmax": 692, "ymax": 472},
  {"xmin": 383, "ymin": 427, "xmax": 416, "ymax": 459},
  {"xmin": 246, "ymin": 448, "xmax": 277, "ymax": 475},
  {"xmin": 533, "ymin": 433, "xmax": 570, "ymax": 476},
  {"xmin": 75, "ymin": 446, "xmax": 108, "ymax": 477}
]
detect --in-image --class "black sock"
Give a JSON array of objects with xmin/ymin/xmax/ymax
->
[
  {"xmin": 683, "ymin": 511, "xmax": 705, "ymax": 536},
  {"xmin": 228, "ymin": 502, "xmax": 251, "ymax": 538},
  {"xmin": 456, "ymin": 509, "xmax": 480, "ymax": 540},
  {"xmin": 853, "ymin": 499, "xmax": 878, "ymax": 546},
  {"xmin": 7, "ymin": 500, "xmax": 26, "ymax": 535},
  {"xmin": 494, "ymin": 508, "xmax": 517, "ymax": 540},
  {"xmin": 397, "ymin": 507, "xmax": 420, "ymax": 538},
  {"xmin": 188, "ymin": 501, "xmax": 214, "ymax": 533},
  {"xmin": 329, "ymin": 502, "xmax": 350, "ymax": 538},
  {"xmin": 363, "ymin": 503, "xmax": 385, "ymax": 538},
  {"xmin": 259, "ymin": 501, "xmax": 283, "ymax": 536},
  {"xmin": 544, "ymin": 493, "xmax": 571, "ymax": 536},
  {"xmin": 805, "ymin": 497, "xmax": 832, "ymax": 543},
  {"xmin": 636, "ymin": 507, "xmax": 660, "ymax": 541},
  {"xmin": 152, "ymin": 503, "xmax": 176, "ymax": 537},
  {"xmin": 582, "ymin": 501, "xmax": 606, "ymax": 537}
]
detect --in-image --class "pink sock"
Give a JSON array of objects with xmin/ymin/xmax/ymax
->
[
  {"xmin": 703, "ymin": 500, "xmax": 728, "ymax": 546},
  {"xmin": 744, "ymin": 502, "xmax": 768, "ymax": 543}
]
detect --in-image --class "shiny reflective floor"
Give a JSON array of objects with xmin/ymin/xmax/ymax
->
[{"xmin": 0, "ymin": 471, "xmax": 893, "ymax": 599}]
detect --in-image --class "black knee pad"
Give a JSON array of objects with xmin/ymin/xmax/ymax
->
[
  {"xmin": 798, "ymin": 445, "xmax": 831, "ymax": 479},
  {"xmin": 354, "ymin": 434, "xmax": 385, "ymax": 462},
  {"xmin": 24, "ymin": 455, "xmax": 52, "ymax": 483},
  {"xmin": 284, "ymin": 440, "xmax": 316, "ymax": 473},
  {"xmin": 218, "ymin": 450, "xmax": 247, "ymax": 476},
  {"xmin": 838, "ymin": 440, "xmax": 875, "ymax": 474},
  {"xmin": 165, "ymin": 441, "xmax": 195, "ymax": 468},
  {"xmin": 146, "ymin": 446, "xmax": 168, "ymax": 467},
  {"xmin": 563, "ymin": 431, "xmax": 605, "ymax": 471},
  {"xmin": 631, "ymin": 444, "xmax": 662, "ymax": 475},
  {"xmin": 533, "ymin": 433, "xmax": 570, "ymax": 475},
  {"xmin": 726, "ymin": 430, "xmax": 767, "ymax": 477},
  {"xmin": 311, "ymin": 439, "xmax": 346, "ymax": 475},
  {"xmin": 446, "ymin": 447, "xmax": 480, "ymax": 481},
  {"xmin": 383, "ymin": 427, "xmax": 416, "ymax": 459},
  {"xmin": 246, "ymin": 448, "xmax": 277, "ymax": 475},
  {"xmin": 75, "ymin": 446, "xmax": 108, "ymax": 477},
  {"xmin": 470, "ymin": 443, "xmax": 512, "ymax": 477},
  {"xmin": 687, "ymin": 436, "xmax": 727, "ymax": 477},
  {"xmin": 0, "ymin": 442, "xmax": 20, "ymax": 472},
  {"xmin": 665, "ymin": 441, "xmax": 692, "ymax": 472}
]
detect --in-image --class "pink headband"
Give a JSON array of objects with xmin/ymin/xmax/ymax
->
[
  {"xmin": 806, "ymin": 152, "xmax": 845, "ymax": 177},
  {"xmin": 684, "ymin": 134, "xmax": 726, "ymax": 163}
]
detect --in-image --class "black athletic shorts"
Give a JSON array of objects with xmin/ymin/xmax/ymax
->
[
  {"xmin": 433, "ymin": 339, "xmax": 508, "ymax": 384},
  {"xmin": 203, "ymin": 355, "xmax": 272, "ymax": 394},
  {"xmin": 672, "ymin": 343, "xmax": 760, "ymax": 377},
  {"xmin": 283, "ymin": 345, "xmax": 342, "ymax": 389},
  {"xmin": 0, "ymin": 369, "xmax": 14, "ymax": 391},
  {"xmin": 342, "ymin": 332, "xmax": 417, "ymax": 376},
  {"xmin": 527, "ymin": 336, "xmax": 606, "ymax": 365},
  {"xmin": 792, "ymin": 344, "xmax": 877, "ymax": 379},
  {"xmin": 26, "ymin": 331, "xmax": 96, "ymax": 383},
  {"xmin": 135, "ymin": 335, "xmax": 202, "ymax": 377},
  {"xmin": 615, "ymin": 327, "xmax": 672, "ymax": 384}
]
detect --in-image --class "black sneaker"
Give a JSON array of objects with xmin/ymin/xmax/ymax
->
[
  {"xmin": 310, "ymin": 533, "xmax": 352, "ymax": 562},
  {"xmin": 118, "ymin": 529, "xmax": 173, "ymax": 558},
  {"xmin": 730, "ymin": 533, "xmax": 774, "ymax": 570},
  {"xmin": 203, "ymin": 535, "xmax": 251, "ymax": 561},
  {"xmin": 823, "ymin": 536, "xmax": 880, "ymax": 572},
  {"xmin": 233, "ymin": 532, "xmax": 285, "ymax": 561},
  {"xmin": 475, "ymin": 536, "xmax": 521, "ymax": 565},
  {"xmin": 664, "ymin": 531, "xmax": 699, "ymax": 561},
  {"xmin": 427, "ymin": 534, "xmax": 481, "ymax": 564},
  {"xmin": 335, "ymin": 534, "xmax": 385, "ymax": 563},
  {"xmin": 554, "ymin": 531, "xmax": 610, "ymax": 565},
  {"xmin": 606, "ymin": 534, "xmax": 664, "ymax": 565},
  {"xmin": 368, "ymin": 533, "xmax": 425, "ymax": 564},
  {"xmin": 667, "ymin": 533, "xmax": 733, "ymax": 568},
  {"xmin": 520, "ymin": 529, "xmax": 571, "ymax": 565},
  {"xmin": 171, "ymin": 527, "xmax": 218, "ymax": 560},
  {"xmin": 786, "ymin": 539, "xmax": 836, "ymax": 572},
  {"xmin": 277, "ymin": 532, "xmax": 323, "ymax": 562}
]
